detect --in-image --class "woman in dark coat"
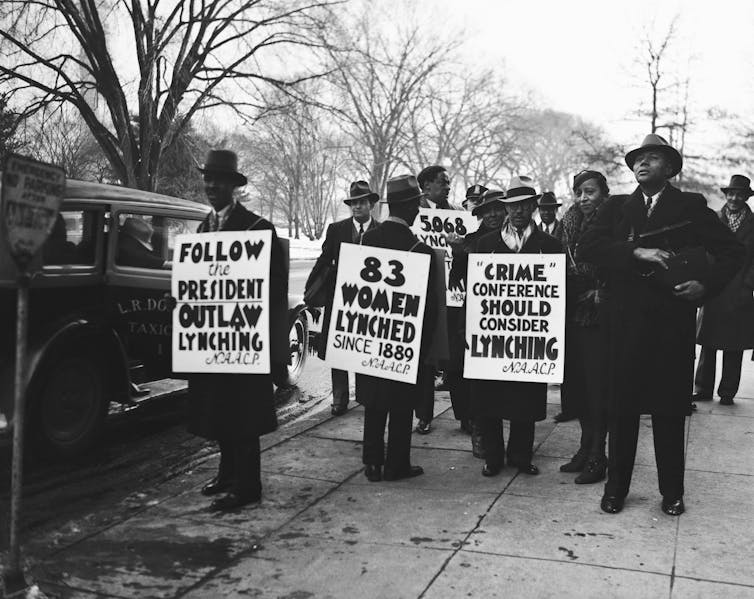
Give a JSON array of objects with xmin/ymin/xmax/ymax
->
[
  {"xmin": 467, "ymin": 178, "xmax": 563, "ymax": 477},
  {"xmin": 557, "ymin": 170, "xmax": 610, "ymax": 484},
  {"xmin": 695, "ymin": 175, "xmax": 754, "ymax": 405}
]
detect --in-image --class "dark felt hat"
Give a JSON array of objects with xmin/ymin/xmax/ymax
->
[
  {"xmin": 471, "ymin": 189, "xmax": 506, "ymax": 216},
  {"xmin": 197, "ymin": 150, "xmax": 247, "ymax": 186},
  {"xmin": 721, "ymin": 174, "xmax": 754, "ymax": 197},
  {"xmin": 466, "ymin": 184, "xmax": 488, "ymax": 199},
  {"xmin": 625, "ymin": 134, "xmax": 683, "ymax": 178},
  {"xmin": 383, "ymin": 174, "xmax": 425, "ymax": 203},
  {"xmin": 537, "ymin": 191, "xmax": 561, "ymax": 207},
  {"xmin": 344, "ymin": 180, "xmax": 379, "ymax": 204}
]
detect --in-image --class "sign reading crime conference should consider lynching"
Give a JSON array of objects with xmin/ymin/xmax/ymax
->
[
  {"xmin": 172, "ymin": 230, "xmax": 272, "ymax": 374},
  {"xmin": 325, "ymin": 243, "xmax": 430, "ymax": 384},
  {"xmin": 464, "ymin": 253, "xmax": 566, "ymax": 383},
  {"xmin": 411, "ymin": 208, "xmax": 478, "ymax": 307}
]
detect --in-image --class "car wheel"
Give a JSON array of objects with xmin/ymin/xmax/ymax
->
[
  {"xmin": 273, "ymin": 311, "xmax": 308, "ymax": 388},
  {"xmin": 33, "ymin": 355, "xmax": 107, "ymax": 458}
]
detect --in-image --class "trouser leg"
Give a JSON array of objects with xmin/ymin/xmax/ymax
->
[
  {"xmin": 414, "ymin": 368, "xmax": 435, "ymax": 422},
  {"xmin": 507, "ymin": 420, "xmax": 535, "ymax": 466},
  {"xmin": 604, "ymin": 413, "xmax": 641, "ymax": 498},
  {"xmin": 218, "ymin": 439, "xmax": 236, "ymax": 484},
  {"xmin": 694, "ymin": 347, "xmax": 716, "ymax": 394},
  {"xmin": 234, "ymin": 437, "xmax": 262, "ymax": 499},
  {"xmin": 652, "ymin": 413, "xmax": 686, "ymax": 499},
  {"xmin": 447, "ymin": 371, "xmax": 469, "ymax": 421},
  {"xmin": 581, "ymin": 327, "xmax": 607, "ymax": 460},
  {"xmin": 718, "ymin": 350, "xmax": 743, "ymax": 399},
  {"xmin": 479, "ymin": 418, "xmax": 504, "ymax": 467},
  {"xmin": 363, "ymin": 406, "xmax": 388, "ymax": 466},
  {"xmin": 385, "ymin": 402, "xmax": 414, "ymax": 471},
  {"xmin": 331, "ymin": 369, "xmax": 349, "ymax": 409}
]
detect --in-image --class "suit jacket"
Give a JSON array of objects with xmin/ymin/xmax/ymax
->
[
  {"xmin": 306, "ymin": 217, "xmax": 379, "ymax": 359},
  {"xmin": 538, "ymin": 219, "xmax": 562, "ymax": 238},
  {"xmin": 117, "ymin": 233, "xmax": 165, "ymax": 269},
  {"xmin": 355, "ymin": 220, "xmax": 440, "ymax": 409},
  {"xmin": 467, "ymin": 227, "xmax": 563, "ymax": 422},
  {"xmin": 187, "ymin": 202, "xmax": 288, "ymax": 440},
  {"xmin": 579, "ymin": 184, "xmax": 744, "ymax": 416}
]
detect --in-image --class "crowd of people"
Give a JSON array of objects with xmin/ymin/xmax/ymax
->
[{"xmin": 187, "ymin": 136, "xmax": 751, "ymax": 517}]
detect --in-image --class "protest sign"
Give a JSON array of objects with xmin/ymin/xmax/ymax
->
[
  {"xmin": 171, "ymin": 230, "xmax": 272, "ymax": 374},
  {"xmin": 325, "ymin": 243, "xmax": 430, "ymax": 384},
  {"xmin": 1, "ymin": 154, "xmax": 65, "ymax": 270},
  {"xmin": 464, "ymin": 253, "xmax": 565, "ymax": 383},
  {"xmin": 411, "ymin": 208, "xmax": 479, "ymax": 307}
]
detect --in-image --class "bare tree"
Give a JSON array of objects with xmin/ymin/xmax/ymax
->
[
  {"xmin": 0, "ymin": 0, "xmax": 336, "ymax": 191},
  {"xmin": 640, "ymin": 16, "xmax": 679, "ymax": 134},
  {"xmin": 0, "ymin": 93, "xmax": 24, "ymax": 163}
]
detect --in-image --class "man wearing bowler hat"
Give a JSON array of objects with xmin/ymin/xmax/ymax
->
[
  {"xmin": 695, "ymin": 175, "xmax": 754, "ymax": 406},
  {"xmin": 466, "ymin": 177, "xmax": 563, "ymax": 477},
  {"xmin": 537, "ymin": 191, "xmax": 563, "ymax": 237},
  {"xmin": 305, "ymin": 181, "xmax": 380, "ymax": 416},
  {"xmin": 188, "ymin": 149, "xmax": 289, "ymax": 510},
  {"xmin": 356, "ymin": 174, "xmax": 440, "ymax": 482},
  {"xmin": 580, "ymin": 134, "xmax": 743, "ymax": 516}
]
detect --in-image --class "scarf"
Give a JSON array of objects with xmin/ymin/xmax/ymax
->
[
  {"xmin": 501, "ymin": 219, "xmax": 534, "ymax": 252},
  {"xmin": 721, "ymin": 202, "xmax": 751, "ymax": 233}
]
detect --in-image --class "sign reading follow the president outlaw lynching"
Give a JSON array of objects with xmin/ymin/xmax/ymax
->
[
  {"xmin": 464, "ymin": 253, "xmax": 566, "ymax": 383},
  {"xmin": 172, "ymin": 230, "xmax": 272, "ymax": 374},
  {"xmin": 411, "ymin": 208, "xmax": 479, "ymax": 307},
  {"xmin": 326, "ymin": 243, "xmax": 430, "ymax": 384}
]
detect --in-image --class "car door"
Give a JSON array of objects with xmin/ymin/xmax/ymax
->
[{"xmin": 106, "ymin": 205, "xmax": 205, "ymax": 381}]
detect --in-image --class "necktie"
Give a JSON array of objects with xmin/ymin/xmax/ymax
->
[
  {"xmin": 645, "ymin": 195, "xmax": 653, "ymax": 214},
  {"xmin": 358, "ymin": 223, "xmax": 364, "ymax": 243}
]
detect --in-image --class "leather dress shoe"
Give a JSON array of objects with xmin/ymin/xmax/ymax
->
[
  {"xmin": 481, "ymin": 462, "xmax": 502, "ymax": 477},
  {"xmin": 554, "ymin": 412, "xmax": 576, "ymax": 423},
  {"xmin": 516, "ymin": 464, "xmax": 539, "ymax": 475},
  {"xmin": 364, "ymin": 464, "xmax": 382, "ymax": 482},
  {"xmin": 692, "ymin": 392, "xmax": 712, "ymax": 402},
  {"xmin": 575, "ymin": 458, "xmax": 606, "ymax": 484},
  {"xmin": 201, "ymin": 477, "xmax": 234, "ymax": 497},
  {"xmin": 383, "ymin": 465, "xmax": 424, "ymax": 481},
  {"xmin": 331, "ymin": 405, "xmax": 348, "ymax": 416},
  {"xmin": 600, "ymin": 494, "xmax": 624, "ymax": 514},
  {"xmin": 661, "ymin": 496, "xmax": 685, "ymax": 516},
  {"xmin": 415, "ymin": 420, "xmax": 431, "ymax": 435},
  {"xmin": 559, "ymin": 452, "xmax": 587, "ymax": 473},
  {"xmin": 210, "ymin": 491, "xmax": 261, "ymax": 511},
  {"xmin": 720, "ymin": 396, "xmax": 734, "ymax": 406}
]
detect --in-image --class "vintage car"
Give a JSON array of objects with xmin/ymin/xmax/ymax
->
[{"xmin": 0, "ymin": 178, "xmax": 311, "ymax": 457}]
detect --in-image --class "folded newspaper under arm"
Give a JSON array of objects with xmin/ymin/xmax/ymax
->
[{"xmin": 636, "ymin": 220, "xmax": 710, "ymax": 289}]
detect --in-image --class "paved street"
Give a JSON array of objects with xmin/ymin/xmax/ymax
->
[{"xmin": 1, "ymin": 354, "xmax": 753, "ymax": 598}]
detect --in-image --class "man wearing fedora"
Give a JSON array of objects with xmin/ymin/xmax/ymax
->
[
  {"xmin": 461, "ymin": 183, "xmax": 488, "ymax": 212},
  {"xmin": 580, "ymin": 134, "xmax": 743, "ymax": 516},
  {"xmin": 537, "ymin": 191, "xmax": 563, "ymax": 238},
  {"xmin": 694, "ymin": 175, "xmax": 754, "ymax": 406},
  {"xmin": 466, "ymin": 177, "xmax": 563, "ymax": 477},
  {"xmin": 356, "ymin": 174, "xmax": 440, "ymax": 482},
  {"xmin": 305, "ymin": 181, "xmax": 380, "ymax": 416},
  {"xmin": 187, "ymin": 149, "xmax": 289, "ymax": 511}
]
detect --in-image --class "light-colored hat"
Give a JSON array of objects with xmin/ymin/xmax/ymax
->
[
  {"xmin": 624, "ymin": 134, "xmax": 682, "ymax": 178},
  {"xmin": 503, "ymin": 175, "xmax": 540, "ymax": 204}
]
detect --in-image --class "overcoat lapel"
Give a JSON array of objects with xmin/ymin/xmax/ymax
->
[
  {"xmin": 645, "ymin": 184, "xmax": 685, "ymax": 231},
  {"xmin": 622, "ymin": 187, "xmax": 649, "ymax": 236}
]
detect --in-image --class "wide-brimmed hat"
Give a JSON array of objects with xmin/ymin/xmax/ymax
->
[
  {"xmin": 344, "ymin": 180, "xmax": 379, "ymax": 205},
  {"xmin": 503, "ymin": 175, "xmax": 540, "ymax": 204},
  {"xmin": 197, "ymin": 150, "xmax": 247, "ymax": 186},
  {"xmin": 537, "ymin": 191, "xmax": 561, "ymax": 207},
  {"xmin": 472, "ymin": 189, "xmax": 506, "ymax": 216},
  {"xmin": 466, "ymin": 184, "xmax": 488, "ymax": 199},
  {"xmin": 721, "ymin": 174, "xmax": 754, "ymax": 197},
  {"xmin": 624, "ymin": 134, "xmax": 683, "ymax": 178},
  {"xmin": 383, "ymin": 174, "xmax": 425, "ymax": 203}
]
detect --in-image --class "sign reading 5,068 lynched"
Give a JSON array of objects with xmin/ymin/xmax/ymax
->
[
  {"xmin": 1, "ymin": 153, "xmax": 65, "ymax": 269},
  {"xmin": 326, "ymin": 243, "xmax": 430, "ymax": 384},
  {"xmin": 171, "ymin": 230, "xmax": 272, "ymax": 374},
  {"xmin": 464, "ymin": 253, "xmax": 565, "ymax": 383}
]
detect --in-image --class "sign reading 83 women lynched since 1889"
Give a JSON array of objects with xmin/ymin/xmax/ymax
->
[
  {"xmin": 326, "ymin": 243, "xmax": 430, "ymax": 384},
  {"xmin": 171, "ymin": 230, "xmax": 272, "ymax": 374},
  {"xmin": 464, "ymin": 253, "xmax": 566, "ymax": 384}
]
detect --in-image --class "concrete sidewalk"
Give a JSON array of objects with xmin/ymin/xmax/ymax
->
[{"xmin": 9, "ymin": 363, "xmax": 754, "ymax": 598}]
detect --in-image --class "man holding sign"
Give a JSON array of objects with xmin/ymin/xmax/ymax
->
[
  {"xmin": 465, "ymin": 176, "xmax": 564, "ymax": 477},
  {"xmin": 183, "ymin": 150, "xmax": 288, "ymax": 511},
  {"xmin": 354, "ymin": 174, "xmax": 440, "ymax": 482}
]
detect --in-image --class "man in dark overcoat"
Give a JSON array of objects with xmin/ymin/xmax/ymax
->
[
  {"xmin": 695, "ymin": 175, "xmax": 754, "ymax": 406},
  {"xmin": 467, "ymin": 177, "xmax": 563, "ymax": 477},
  {"xmin": 579, "ymin": 134, "xmax": 744, "ymax": 516},
  {"xmin": 356, "ymin": 174, "xmax": 440, "ymax": 482},
  {"xmin": 187, "ymin": 150, "xmax": 289, "ymax": 511},
  {"xmin": 305, "ymin": 181, "xmax": 379, "ymax": 416},
  {"xmin": 537, "ymin": 191, "xmax": 563, "ymax": 238}
]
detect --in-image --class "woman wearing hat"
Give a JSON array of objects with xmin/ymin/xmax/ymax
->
[
  {"xmin": 557, "ymin": 170, "xmax": 610, "ymax": 484},
  {"xmin": 694, "ymin": 175, "xmax": 754, "ymax": 406}
]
